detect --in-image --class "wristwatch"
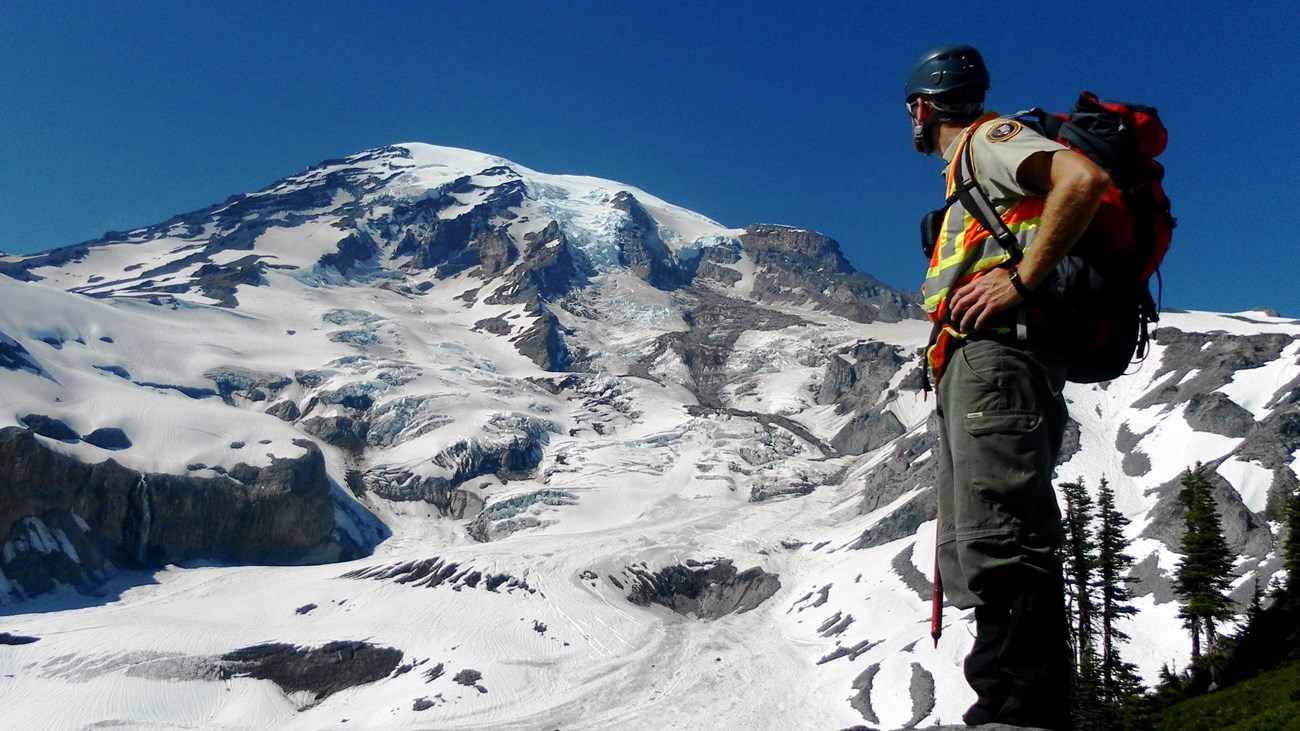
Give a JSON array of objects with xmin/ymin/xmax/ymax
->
[{"xmin": 1008, "ymin": 267, "xmax": 1032, "ymax": 299}]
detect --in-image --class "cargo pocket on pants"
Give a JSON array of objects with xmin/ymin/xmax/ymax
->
[{"xmin": 962, "ymin": 410, "xmax": 1046, "ymax": 533}]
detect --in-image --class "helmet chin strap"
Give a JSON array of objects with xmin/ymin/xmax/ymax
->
[
  {"xmin": 913, "ymin": 97, "xmax": 981, "ymax": 156},
  {"xmin": 913, "ymin": 120, "xmax": 940, "ymax": 155}
]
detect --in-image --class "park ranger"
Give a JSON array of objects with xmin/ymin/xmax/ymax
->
[{"xmin": 906, "ymin": 44, "xmax": 1110, "ymax": 730}]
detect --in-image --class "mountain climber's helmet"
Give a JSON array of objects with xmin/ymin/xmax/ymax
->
[
  {"xmin": 905, "ymin": 45, "xmax": 989, "ymax": 153},
  {"xmin": 905, "ymin": 44, "xmax": 989, "ymax": 106}
]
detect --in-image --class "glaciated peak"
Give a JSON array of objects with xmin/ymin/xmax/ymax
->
[{"xmin": 392, "ymin": 143, "xmax": 515, "ymax": 174}]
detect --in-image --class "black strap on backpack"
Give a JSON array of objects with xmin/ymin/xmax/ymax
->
[{"xmin": 949, "ymin": 140, "xmax": 1021, "ymax": 260}]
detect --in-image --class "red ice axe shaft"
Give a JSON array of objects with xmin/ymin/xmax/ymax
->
[{"xmin": 931, "ymin": 533, "xmax": 943, "ymax": 646}]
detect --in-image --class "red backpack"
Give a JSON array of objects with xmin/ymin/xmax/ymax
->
[{"xmin": 955, "ymin": 92, "xmax": 1175, "ymax": 382}]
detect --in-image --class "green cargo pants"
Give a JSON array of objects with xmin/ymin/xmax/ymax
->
[{"xmin": 935, "ymin": 337, "xmax": 1069, "ymax": 610}]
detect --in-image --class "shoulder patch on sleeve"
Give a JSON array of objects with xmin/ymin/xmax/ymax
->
[{"xmin": 986, "ymin": 120, "xmax": 1022, "ymax": 143}]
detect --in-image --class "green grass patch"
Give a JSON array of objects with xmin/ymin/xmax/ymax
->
[{"xmin": 1152, "ymin": 660, "xmax": 1300, "ymax": 731}]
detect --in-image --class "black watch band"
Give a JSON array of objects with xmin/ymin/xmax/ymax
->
[{"xmin": 1008, "ymin": 267, "xmax": 1032, "ymax": 299}]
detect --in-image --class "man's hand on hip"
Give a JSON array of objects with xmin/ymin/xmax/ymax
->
[{"xmin": 949, "ymin": 269, "xmax": 1023, "ymax": 333}]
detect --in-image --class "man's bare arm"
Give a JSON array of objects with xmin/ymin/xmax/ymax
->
[{"xmin": 948, "ymin": 149, "xmax": 1110, "ymax": 333}]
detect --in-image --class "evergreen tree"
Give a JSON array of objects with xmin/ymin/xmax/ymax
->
[
  {"xmin": 1096, "ymin": 478, "xmax": 1140, "ymax": 688},
  {"xmin": 1060, "ymin": 478, "xmax": 1149, "ymax": 728},
  {"xmin": 1245, "ymin": 577, "xmax": 1264, "ymax": 626},
  {"xmin": 1172, "ymin": 464, "xmax": 1236, "ymax": 660},
  {"xmin": 1095, "ymin": 478, "xmax": 1143, "ymax": 726},
  {"xmin": 1060, "ymin": 480, "xmax": 1099, "ymax": 673},
  {"xmin": 1284, "ymin": 486, "xmax": 1300, "ymax": 598},
  {"xmin": 1060, "ymin": 479, "xmax": 1104, "ymax": 729}
]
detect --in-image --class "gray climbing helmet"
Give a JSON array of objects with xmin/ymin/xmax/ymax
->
[
  {"xmin": 905, "ymin": 45, "xmax": 989, "ymax": 106},
  {"xmin": 905, "ymin": 45, "xmax": 990, "ymax": 154}
]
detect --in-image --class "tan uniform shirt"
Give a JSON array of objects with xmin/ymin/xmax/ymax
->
[{"xmin": 941, "ymin": 113, "xmax": 1067, "ymax": 209}]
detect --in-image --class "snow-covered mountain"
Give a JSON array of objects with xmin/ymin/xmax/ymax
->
[{"xmin": 1, "ymin": 143, "xmax": 1297, "ymax": 730}]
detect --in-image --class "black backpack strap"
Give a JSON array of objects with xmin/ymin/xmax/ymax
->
[
  {"xmin": 1012, "ymin": 108, "xmax": 1063, "ymax": 140},
  {"xmin": 952, "ymin": 134, "xmax": 1034, "ymax": 340},
  {"xmin": 952, "ymin": 138, "xmax": 1021, "ymax": 260}
]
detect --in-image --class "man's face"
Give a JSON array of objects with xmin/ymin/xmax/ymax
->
[{"xmin": 908, "ymin": 97, "xmax": 932, "ymax": 154}]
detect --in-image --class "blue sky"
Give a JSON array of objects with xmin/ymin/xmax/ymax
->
[{"xmin": 2, "ymin": 1, "xmax": 1297, "ymax": 316}]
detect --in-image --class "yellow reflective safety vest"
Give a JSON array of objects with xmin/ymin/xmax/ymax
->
[{"xmin": 921, "ymin": 114, "xmax": 1047, "ymax": 386}]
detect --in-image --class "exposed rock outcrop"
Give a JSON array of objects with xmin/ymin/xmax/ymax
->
[
  {"xmin": 1236, "ymin": 409, "xmax": 1300, "ymax": 517},
  {"xmin": 832, "ymin": 410, "xmax": 906, "ymax": 456},
  {"xmin": 512, "ymin": 310, "xmax": 573, "ymax": 371},
  {"xmin": 487, "ymin": 221, "xmax": 590, "ymax": 305},
  {"xmin": 190, "ymin": 255, "xmax": 271, "ymax": 306},
  {"xmin": 1135, "ymin": 328, "xmax": 1294, "ymax": 411},
  {"xmin": 738, "ymin": 224, "xmax": 922, "ymax": 323},
  {"xmin": 906, "ymin": 662, "xmax": 938, "ymax": 729},
  {"xmin": 1139, "ymin": 461, "xmax": 1273, "ymax": 562},
  {"xmin": 204, "ymin": 366, "xmax": 294, "ymax": 405},
  {"xmin": 0, "ymin": 427, "xmax": 378, "ymax": 603},
  {"xmin": 890, "ymin": 543, "xmax": 932, "ymax": 602},
  {"xmin": 17, "ymin": 413, "xmax": 79, "ymax": 441},
  {"xmin": 622, "ymin": 558, "xmax": 781, "ymax": 619},
  {"xmin": 302, "ymin": 415, "xmax": 369, "ymax": 455},
  {"xmin": 694, "ymin": 238, "xmax": 744, "ymax": 287},
  {"xmin": 816, "ymin": 339, "xmax": 916, "ymax": 458},
  {"xmin": 386, "ymin": 172, "xmax": 525, "ymax": 278},
  {"xmin": 856, "ymin": 424, "xmax": 937, "ymax": 516},
  {"xmin": 1184, "ymin": 391, "xmax": 1257, "ymax": 438},
  {"xmin": 645, "ymin": 291, "xmax": 808, "ymax": 407},
  {"xmin": 853, "ymin": 490, "xmax": 936, "ymax": 551},
  {"xmin": 818, "ymin": 341, "xmax": 910, "ymax": 412},
  {"xmin": 611, "ymin": 191, "xmax": 688, "ymax": 290},
  {"xmin": 0, "ymin": 331, "xmax": 48, "ymax": 377},
  {"xmin": 365, "ymin": 413, "xmax": 554, "ymax": 516},
  {"xmin": 849, "ymin": 663, "xmax": 881, "ymax": 724},
  {"xmin": 82, "ymin": 427, "xmax": 132, "ymax": 451},
  {"xmin": 219, "ymin": 641, "xmax": 403, "ymax": 706},
  {"xmin": 342, "ymin": 556, "xmax": 534, "ymax": 593}
]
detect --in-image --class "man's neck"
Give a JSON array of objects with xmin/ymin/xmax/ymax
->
[{"xmin": 935, "ymin": 122, "xmax": 966, "ymax": 159}]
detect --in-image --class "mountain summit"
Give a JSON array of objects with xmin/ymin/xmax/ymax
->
[
  {"xmin": 1, "ymin": 143, "xmax": 917, "ymax": 322},
  {"xmin": 1, "ymin": 144, "xmax": 1298, "ymax": 729}
]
